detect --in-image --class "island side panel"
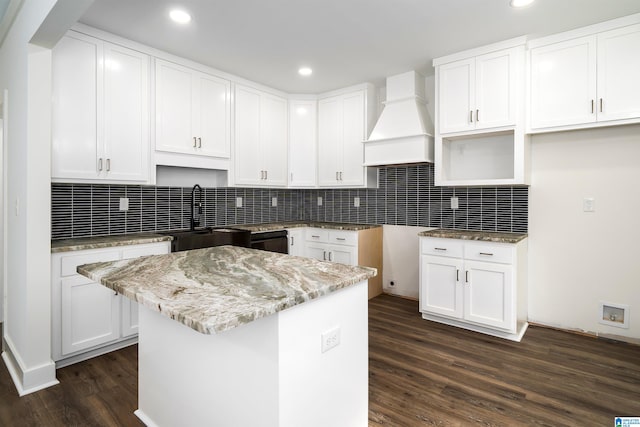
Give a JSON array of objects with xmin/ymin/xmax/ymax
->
[
  {"xmin": 136, "ymin": 305, "xmax": 280, "ymax": 427},
  {"xmin": 278, "ymin": 281, "xmax": 369, "ymax": 427}
]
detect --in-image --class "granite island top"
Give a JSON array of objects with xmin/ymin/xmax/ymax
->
[
  {"xmin": 77, "ymin": 245, "xmax": 377, "ymax": 334},
  {"xmin": 52, "ymin": 222, "xmax": 382, "ymax": 252},
  {"xmin": 418, "ymin": 229, "xmax": 527, "ymax": 244}
]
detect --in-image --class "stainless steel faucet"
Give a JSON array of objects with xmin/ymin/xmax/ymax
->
[{"xmin": 190, "ymin": 184, "xmax": 203, "ymax": 230}]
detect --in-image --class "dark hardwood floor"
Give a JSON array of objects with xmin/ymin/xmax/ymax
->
[{"xmin": 1, "ymin": 294, "xmax": 639, "ymax": 426}]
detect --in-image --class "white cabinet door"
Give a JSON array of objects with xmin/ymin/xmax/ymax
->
[
  {"xmin": 155, "ymin": 59, "xmax": 196, "ymax": 154},
  {"xmin": 156, "ymin": 60, "xmax": 231, "ymax": 158},
  {"xmin": 317, "ymin": 95, "xmax": 341, "ymax": 186},
  {"xmin": 52, "ymin": 33, "xmax": 103, "ymax": 180},
  {"xmin": 235, "ymin": 85, "xmax": 263, "ymax": 185},
  {"xmin": 103, "ymin": 42, "xmax": 149, "ymax": 181},
  {"xmin": 52, "ymin": 32, "xmax": 150, "ymax": 182},
  {"xmin": 475, "ymin": 49, "xmax": 516, "ymax": 130},
  {"xmin": 305, "ymin": 243, "xmax": 328, "ymax": 262},
  {"xmin": 262, "ymin": 93, "xmax": 288, "ymax": 186},
  {"xmin": 438, "ymin": 58, "xmax": 475, "ymax": 134},
  {"xmin": 61, "ymin": 276, "xmax": 120, "ymax": 355},
  {"xmin": 289, "ymin": 100, "xmax": 317, "ymax": 187},
  {"xmin": 597, "ymin": 23, "xmax": 640, "ymax": 122},
  {"xmin": 287, "ymin": 228, "xmax": 306, "ymax": 256},
  {"xmin": 195, "ymin": 73, "xmax": 231, "ymax": 157},
  {"xmin": 340, "ymin": 91, "xmax": 366, "ymax": 186},
  {"xmin": 420, "ymin": 255, "xmax": 464, "ymax": 319},
  {"xmin": 327, "ymin": 245, "xmax": 356, "ymax": 265},
  {"xmin": 464, "ymin": 260, "xmax": 513, "ymax": 331},
  {"xmin": 530, "ymin": 36, "xmax": 597, "ymax": 129}
]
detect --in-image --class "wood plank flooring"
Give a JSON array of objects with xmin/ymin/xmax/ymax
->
[{"xmin": 1, "ymin": 294, "xmax": 639, "ymax": 426}]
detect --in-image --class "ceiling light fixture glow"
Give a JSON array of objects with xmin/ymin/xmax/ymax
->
[
  {"xmin": 509, "ymin": 0, "xmax": 534, "ymax": 7},
  {"xmin": 169, "ymin": 9, "xmax": 192, "ymax": 24},
  {"xmin": 298, "ymin": 67, "xmax": 313, "ymax": 76}
]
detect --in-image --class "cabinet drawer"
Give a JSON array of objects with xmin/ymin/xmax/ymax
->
[
  {"xmin": 306, "ymin": 229, "xmax": 329, "ymax": 243},
  {"xmin": 60, "ymin": 250, "xmax": 120, "ymax": 277},
  {"xmin": 464, "ymin": 243, "xmax": 513, "ymax": 264},
  {"xmin": 328, "ymin": 230, "xmax": 357, "ymax": 246},
  {"xmin": 421, "ymin": 238, "xmax": 463, "ymax": 258},
  {"xmin": 122, "ymin": 243, "xmax": 169, "ymax": 260}
]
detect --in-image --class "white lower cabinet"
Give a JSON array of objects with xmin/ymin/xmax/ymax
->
[
  {"xmin": 52, "ymin": 241, "xmax": 170, "ymax": 366},
  {"xmin": 419, "ymin": 236, "xmax": 527, "ymax": 341},
  {"xmin": 286, "ymin": 228, "xmax": 306, "ymax": 256},
  {"xmin": 304, "ymin": 229, "xmax": 358, "ymax": 265}
]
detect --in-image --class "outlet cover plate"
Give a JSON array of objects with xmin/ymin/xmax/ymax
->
[
  {"xmin": 321, "ymin": 326, "xmax": 341, "ymax": 353},
  {"xmin": 119, "ymin": 197, "xmax": 129, "ymax": 211}
]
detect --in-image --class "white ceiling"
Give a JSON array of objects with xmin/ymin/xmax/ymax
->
[{"xmin": 79, "ymin": 0, "xmax": 640, "ymax": 94}]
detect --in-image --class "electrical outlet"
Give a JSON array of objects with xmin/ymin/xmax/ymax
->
[
  {"xmin": 236, "ymin": 197, "xmax": 243, "ymax": 208},
  {"xmin": 321, "ymin": 326, "xmax": 341, "ymax": 353},
  {"xmin": 583, "ymin": 197, "xmax": 595, "ymax": 212},
  {"xmin": 271, "ymin": 197, "xmax": 278, "ymax": 207},
  {"xmin": 317, "ymin": 196, "xmax": 323, "ymax": 206},
  {"xmin": 119, "ymin": 197, "xmax": 129, "ymax": 211},
  {"xmin": 354, "ymin": 197, "xmax": 360, "ymax": 207},
  {"xmin": 451, "ymin": 196, "xmax": 459, "ymax": 210}
]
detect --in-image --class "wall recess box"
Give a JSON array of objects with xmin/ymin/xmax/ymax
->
[{"xmin": 599, "ymin": 302, "xmax": 629, "ymax": 329}]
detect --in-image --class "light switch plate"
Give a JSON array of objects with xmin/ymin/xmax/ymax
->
[
  {"xmin": 354, "ymin": 197, "xmax": 360, "ymax": 207},
  {"xmin": 451, "ymin": 196, "xmax": 459, "ymax": 210},
  {"xmin": 317, "ymin": 196, "xmax": 323, "ymax": 206},
  {"xmin": 236, "ymin": 197, "xmax": 243, "ymax": 208},
  {"xmin": 271, "ymin": 197, "xmax": 278, "ymax": 207},
  {"xmin": 583, "ymin": 197, "xmax": 595, "ymax": 212},
  {"xmin": 119, "ymin": 197, "xmax": 129, "ymax": 211}
]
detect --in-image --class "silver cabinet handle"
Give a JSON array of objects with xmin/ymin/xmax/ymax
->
[
  {"xmin": 469, "ymin": 110, "xmax": 473, "ymax": 123},
  {"xmin": 328, "ymin": 251, "xmax": 333, "ymax": 261},
  {"xmin": 290, "ymin": 236, "xmax": 294, "ymax": 246},
  {"xmin": 479, "ymin": 252, "xmax": 494, "ymax": 256},
  {"xmin": 476, "ymin": 109, "xmax": 479, "ymax": 122},
  {"xmin": 465, "ymin": 271, "xmax": 469, "ymax": 283},
  {"xmin": 265, "ymin": 170, "xmax": 268, "ymax": 180},
  {"xmin": 106, "ymin": 158, "xmax": 111, "ymax": 172},
  {"xmin": 198, "ymin": 137, "xmax": 202, "ymax": 148},
  {"xmin": 434, "ymin": 247, "xmax": 447, "ymax": 251},
  {"xmin": 323, "ymin": 251, "xmax": 327, "ymax": 261},
  {"xmin": 591, "ymin": 99, "xmax": 595, "ymax": 114},
  {"xmin": 339, "ymin": 171, "xmax": 343, "ymax": 181},
  {"xmin": 193, "ymin": 136, "xmax": 197, "ymax": 147},
  {"xmin": 336, "ymin": 237, "xmax": 346, "ymax": 241},
  {"xmin": 336, "ymin": 171, "xmax": 339, "ymax": 180},
  {"xmin": 600, "ymin": 98, "xmax": 603, "ymax": 113},
  {"xmin": 456, "ymin": 269, "xmax": 459, "ymax": 282},
  {"xmin": 311, "ymin": 235, "xmax": 320, "ymax": 238},
  {"xmin": 98, "ymin": 158, "xmax": 103, "ymax": 171}
]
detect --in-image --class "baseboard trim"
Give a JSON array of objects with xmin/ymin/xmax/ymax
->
[
  {"xmin": 135, "ymin": 409, "xmax": 159, "ymax": 427},
  {"xmin": 2, "ymin": 335, "xmax": 59, "ymax": 396}
]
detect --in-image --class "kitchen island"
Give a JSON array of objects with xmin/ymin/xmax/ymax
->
[{"xmin": 78, "ymin": 245, "xmax": 376, "ymax": 427}]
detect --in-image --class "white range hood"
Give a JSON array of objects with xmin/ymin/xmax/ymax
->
[{"xmin": 363, "ymin": 71, "xmax": 434, "ymax": 166}]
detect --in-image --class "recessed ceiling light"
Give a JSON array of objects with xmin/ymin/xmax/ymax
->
[
  {"xmin": 509, "ymin": 0, "xmax": 534, "ymax": 7},
  {"xmin": 169, "ymin": 9, "xmax": 192, "ymax": 24},
  {"xmin": 298, "ymin": 67, "xmax": 313, "ymax": 76}
]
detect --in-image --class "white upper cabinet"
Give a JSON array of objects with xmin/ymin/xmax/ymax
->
[
  {"xmin": 437, "ymin": 47, "xmax": 519, "ymax": 135},
  {"xmin": 155, "ymin": 59, "xmax": 231, "ymax": 158},
  {"xmin": 317, "ymin": 85, "xmax": 375, "ymax": 188},
  {"xmin": 529, "ymin": 19, "xmax": 640, "ymax": 131},
  {"xmin": 52, "ymin": 31, "xmax": 150, "ymax": 183},
  {"xmin": 234, "ymin": 84, "xmax": 288, "ymax": 187},
  {"xmin": 433, "ymin": 38, "xmax": 527, "ymax": 187},
  {"xmin": 288, "ymin": 99, "xmax": 317, "ymax": 188}
]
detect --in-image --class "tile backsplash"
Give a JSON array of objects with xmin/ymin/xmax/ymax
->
[{"xmin": 51, "ymin": 164, "xmax": 528, "ymax": 240}]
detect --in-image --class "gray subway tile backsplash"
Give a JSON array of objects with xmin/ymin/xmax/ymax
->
[{"xmin": 51, "ymin": 164, "xmax": 528, "ymax": 240}]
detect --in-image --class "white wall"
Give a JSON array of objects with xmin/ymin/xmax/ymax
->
[
  {"xmin": 0, "ymin": 0, "xmax": 91, "ymax": 395},
  {"xmin": 382, "ymin": 225, "xmax": 434, "ymax": 299},
  {"xmin": 529, "ymin": 124, "xmax": 640, "ymax": 342}
]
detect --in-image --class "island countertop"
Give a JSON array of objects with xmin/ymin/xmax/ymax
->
[{"xmin": 77, "ymin": 245, "xmax": 377, "ymax": 335}]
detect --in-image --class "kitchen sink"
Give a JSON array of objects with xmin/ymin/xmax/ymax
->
[{"xmin": 161, "ymin": 227, "xmax": 251, "ymax": 252}]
